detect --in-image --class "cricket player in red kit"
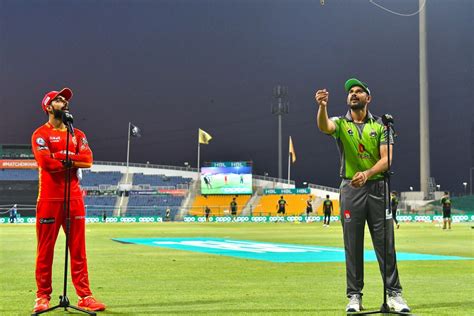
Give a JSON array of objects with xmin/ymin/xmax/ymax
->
[{"xmin": 31, "ymin": 88, "xmax": 105, "ymax": 313}]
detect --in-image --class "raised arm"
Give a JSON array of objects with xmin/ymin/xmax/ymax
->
[{"xmin": 315, "ymin": 89, "xmax": 336, "ymax": 134}]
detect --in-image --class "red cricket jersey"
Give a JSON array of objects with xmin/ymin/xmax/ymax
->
[{"xmin": 31, "ymin": 122, "xmax": 93, "ymax": 201}]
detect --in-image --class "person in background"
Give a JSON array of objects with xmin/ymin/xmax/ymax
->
[
  {"xmin": 323, "ymin": 195, "xmax": 333, "ymax": 227},
  {"xmin": 441, "ymin": 192, "xmax": 452, "ymax": 230},
  {"xmin": 205, "ymin": 206, "xmax": 211, "ymax": 222},
  {"xmin": 306, "ymin": 196, "xmax": 313, "ymax": 217},
  {"xmin": 276, "ymin": 196, "xmax": 287, "ymax": 215},
  {"xmin": 9, "ymin": 204, "xmax": 18, "ymax": 223}
]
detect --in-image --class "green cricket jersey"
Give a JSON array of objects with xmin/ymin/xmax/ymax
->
[{"xmin": 330, "ymin": 110, "xmax": 392, "ymax": 180}]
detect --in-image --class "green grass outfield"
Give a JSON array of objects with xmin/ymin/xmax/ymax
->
[{"xmin": 1, "ymin": 222, "xmax": 473, "ymax": 315}]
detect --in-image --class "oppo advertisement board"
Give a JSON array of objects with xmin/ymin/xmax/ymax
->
[{"xmin": 201, "ymin": 161, "xmax": 252, "ymax": 195}]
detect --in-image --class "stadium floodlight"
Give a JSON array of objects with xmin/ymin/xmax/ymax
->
[
  {"xmin": 436, "ymin": 184, "xmax": 440, "ymax": 191},
  {"xmin": 271, "ymin": 85, "xmax": 289, "ymax": 180},
  {"xmin": 409, "ymin": 186, "xmax": 414, "ymax": 191},
  {"xmin": 184, "ymin": 162, "xmax": 190, "ymax": 168},
  {"xmin": 462, "ymin": 182, "xmax": 468, "ymax": 195}
]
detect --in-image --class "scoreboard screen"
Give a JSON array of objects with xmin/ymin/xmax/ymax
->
[{"xmin": 200, "ymin": 161, "xmax": 252, "ymax": 195}]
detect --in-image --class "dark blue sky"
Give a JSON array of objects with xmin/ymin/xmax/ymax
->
[{"xmin": 1, "ymin": 0, "xmax": 472, "ymax": 193}]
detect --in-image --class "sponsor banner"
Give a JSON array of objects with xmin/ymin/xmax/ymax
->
[
  {"xmin": 0, "ymin": 216, "xmax": 164, "ymax": 224},
  {"xmin": 182, "ymin": 215, "xmax": 474, "ymax": 223},
  {"xmin": 3, "ymin": 215, "xmax": 474, "ymax": 224},
  {"xmin": 157, "ymin": 189, "xmax": 187, "ymax": 196},
  {"xmin": 205, "ymin": 161, "xmax": 251, "ymax": 168},
  {"xmin": 263, "ymin": 188, "xmax": 311, "ymax": 195},
  {"xmin": 0, "ymin": 159, "xmax": 38, "ymax": 169},
  {"xmin": 183, "ymin": 215, "xmax": 335, "ymax": 223},
  {"xmin": 129, "ymin": 190, "xmax": 187, "ymax": 196},
  {"xmin": 129, "ymin": 190, "xmax": 159, "ymax": 196}
]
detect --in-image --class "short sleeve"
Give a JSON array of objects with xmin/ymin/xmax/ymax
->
[{"xmin": 330, "ymin": 117, "xmax": 341, "ymax": 139}]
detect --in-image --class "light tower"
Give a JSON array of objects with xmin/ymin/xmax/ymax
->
[
  {"xmin": 419, "ymin": 0, "xmax": 430, "ymax": 199},
  {"xmin": 272, "ymin": 85, "xmax": 289, "ymax": 179}
]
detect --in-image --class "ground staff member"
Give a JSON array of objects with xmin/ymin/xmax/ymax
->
[
  {"xmin": 315, "ymin": 78, "xmax": 410, "ymax": 313},
  {"xmin": 31, "ymin": 88, "xmax": 105, "ymax": 313}
]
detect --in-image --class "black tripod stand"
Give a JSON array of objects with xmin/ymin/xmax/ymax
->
[
  {"xmin": 32, "ymin": 113, "xmax": 96, "ymax": 316},
  {"xmin": 354, "ymin": 114, "xmax": 411, "ymax": 316}
]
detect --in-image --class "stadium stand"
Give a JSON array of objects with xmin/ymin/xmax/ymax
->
[
  {"xmin": 84, "ymin": 195, "xmax": 117, "ymax": 217},
  {"xmin": 81, "ymin": 170, "xmax": 122, "ymax": 187},
  {"xmin": 252, "ymin": 195, "xmax": 340, "ymax": 216},
  {"xmin": 132, "ymin": 173, "xmax": 192, "ymax": 188},
  {"xmin": 0, "ymin": 169, "xmax": 38, "ymax": 181},
  {"xmin": 126, "ymin": 194, "xmax": 184, "ymax": 219},
  {"xmin": 190, "ymin": 195, "xmax": 251, "ymax": 216}
]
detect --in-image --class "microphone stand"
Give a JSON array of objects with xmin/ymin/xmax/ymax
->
[
  {"xmin": 355, "ymin": 115, "xmax": 411, "ymax": 316},
  {"xmin": 32, "ymin": 113, "xmax": 95, "ymax": 316}
]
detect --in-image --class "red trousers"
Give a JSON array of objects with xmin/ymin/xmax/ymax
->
[{"xmin": 35, "ymin": 199, "xmax": 92, "ymax": 299}]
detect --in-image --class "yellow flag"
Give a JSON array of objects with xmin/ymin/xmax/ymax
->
[
  {"xmin": 289, "ymin": 136, "xmax": 296, "ymax": 163},
  {"xmin": 198, "ymin": 128, "xmax": 212, "ymax": 144}
]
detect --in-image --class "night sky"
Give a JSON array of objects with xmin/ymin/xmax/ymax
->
[{"xmin": 1, "ymin": 0, "xmax": 472, "ymax": 193}]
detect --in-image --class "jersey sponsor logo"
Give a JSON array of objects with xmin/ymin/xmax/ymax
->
[
  {"xmin": 36, "ymin": 137, "xmax": 46, "ymax": 146},
  {"xmin": 36, "ymin": 146, "xmax": 48, "ymax": 151},
  {"xmin": 358, "ymin": 143, "xmax": 365, "ymax": 153},
  {"xmin": 49, "ymin": 136, "xmax": 61, "ymax": 143},
  {"xmin": 39, "ymin": 217, "xmax": 55, "ymax": 224},
  {"xmin": 343, "ymin": 210, "xmax": 351, "ymax": 222}
]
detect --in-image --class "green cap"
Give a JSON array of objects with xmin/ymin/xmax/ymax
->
[{"xmin": 345, "ymin": 78, "xmax": 371, "ymax": 95}]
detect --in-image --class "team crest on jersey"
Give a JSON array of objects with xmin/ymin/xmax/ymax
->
[
  {"xmin": 347, "ymin": 128, "xmax": 354, "ymax": 136},
  {"xmin": 344, "ymin": 210, "xmax": 351, "ymax": 222},
  {"xmin": 369, "ymin": 130, "xmax": 377, "ymax": 138},
  {"xmin": 36, "ymin": 137, "xmax": 46, "ymax": 146}
]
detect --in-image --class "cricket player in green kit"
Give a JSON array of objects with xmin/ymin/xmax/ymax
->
[{"xmin": 315, "ymin": 78, "xmax": 410, "ymax": 313}]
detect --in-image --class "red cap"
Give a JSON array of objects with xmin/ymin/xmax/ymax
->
[{"xmin": 41, "ymin": 88, "xmax": 73, "ymax": 112}]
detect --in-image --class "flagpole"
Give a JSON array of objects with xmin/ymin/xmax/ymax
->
[
  {"xmin": 197, "ymin": 133, "xmax": 201, "ymax": 176},
  {"xmin": 126, "ymin": 122, "xmax": 131, "ymax": 183},
  {"xmin": 288, "ymin": 152, "xmax": 291, "ymax": 185}
]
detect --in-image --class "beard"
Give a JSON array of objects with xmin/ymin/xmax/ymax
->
[
  {"xmin": 349, "ymin": 101, "xmax": 366, "ymax": 111},
  {"xmin": 52, "ymin": 109, "xmax": 64, "ymax": 119}
]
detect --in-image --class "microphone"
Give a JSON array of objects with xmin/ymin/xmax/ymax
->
[
  {"xmin": 381, "ymin": 114, "xmax": 397, "ymax": 138},
  {"xmin": 381, "ymin": 114, "xmax": 394, "ymax": 125},
  {"xmin": 61, "ymin": 111, "xmax": 75, "ymax": 137}
]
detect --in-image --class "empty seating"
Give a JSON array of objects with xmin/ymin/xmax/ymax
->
[
  {"xmin": 133, "ymin": 173, "xmax": 192, "ymax": 187},
  {"xmin": 0, "ymin": 169, "xmax": 38, "ymax": 181},
  {"xmin": 84, "ymin": 195, "xmax": 117, "ymax": 217},
  {"xmin": 126, "ymin": 194, "xmax": 184, "ymax": 219},
  {"xmin": 81, "ymin": 170, "xmax": 122, "ymax": 187}
]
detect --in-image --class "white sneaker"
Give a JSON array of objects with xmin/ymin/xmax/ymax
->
[
  {"xmin": 388, "ymin": 292, "xmax": 410, "ymax": 312},
  {"xmin": 346, "ymin": 294, "xmax": 363, "ymax": 312}
]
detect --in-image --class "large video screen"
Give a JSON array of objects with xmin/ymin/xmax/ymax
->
[{"xmin": 201, "ymin": 162, "xmax": 252, "ymax": 195}]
